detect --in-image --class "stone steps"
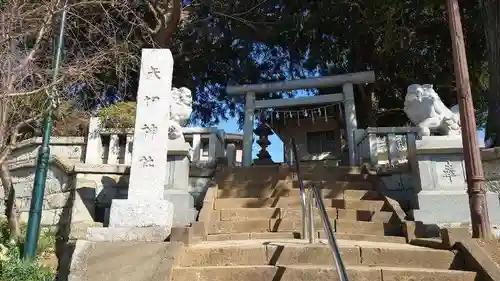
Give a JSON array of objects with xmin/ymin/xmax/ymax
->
[
  {"xmin": 213, "ymin": 207, "xmax": 394, "ymax": 222},
  {"xmin": 214, "ymin": 197, "xmax": 386, "ymax": 210},
  {"xmin": 172, "ymin": 240, "xmax": 475, "ymax": 281},
  {"xmin": 191, "ymin": 166, "xmax": 479, "ymax": 281},
  {"xmin": 217, "ymin": 186, "xmax": 379, "ymax": 199},
  {"xmin": 206, "ymin": 232, "xmax": 407, "ymax": 244},
  {"xmin": 178, "ymin": 240, "xmax": 458, "ymax": 269},
  {"xmin": 216, "ymin": 166, "xmax": 364, "ymax": 182},
  {"xmin": 217, "ymin": 181, "xmax": 375, "ymax": 198},
  {"xmin": 171, "ymin": 265, "xmax": 476, "ymax": 281},
  {"xmin": 209, "ymin": 218, "xmax": 401, "ymax": 236}
]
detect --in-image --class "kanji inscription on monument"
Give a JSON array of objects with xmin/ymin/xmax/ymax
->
[
  {"xmin": 147, "ymin": 66, "xmax": 161, "ymax": 79},
  {"xmin": 434, "ymin": 158, "xmax": 465, "ymax": 188},
  {"xmin": 442, "ymin": 160, "xmax": 458, "ymax": 183},
  {"xmin": 144, "ymin": 95, "xmax": 160, "ymax": 105},
  {"xmin": 141, "ymin": 124, "xmax": 158, "ymax": 136},
  {"xmin": 139, "ymin": 156, "xmax": 155, "ymax": 167}
]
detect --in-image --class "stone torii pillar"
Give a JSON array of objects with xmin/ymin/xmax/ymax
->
[
  {"xmin": 342, "ymin": 83, "xmax": 358, "ymax": 166},
  {"xmin": 242, "ymin": 92, "xmax": 256, "ymax": 167}
]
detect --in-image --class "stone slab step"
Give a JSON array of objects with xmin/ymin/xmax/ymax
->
[
  {"xmin": 214, "ymin": 208, "xmax": 393, "ymax": 222},
  {"xmin": 205, "ymin": 232, "xmax": 407, "ymax": 244},
  {"xmin": 316, "ymin": 232, "xmax": 406, "ymax": 243},
  {"xmin": 179, "ymin": 239, "xmax": 458, "ymax": 269},
  {"xmin": 172, "ymin": 265, "xmax": 475, "ymax": 281},
  {"xmin": 209, "ymin": 218, "xmax": 401, "ymax": 236},
  {"xmin": 217, "ymin": 182, "xmax": 374, "ymax": 199},
  {"xmin": 216, "ymin": 166, "xmax": 364, "ymax": 182},
  {"xmin": 214, "ymin": 197, "xmax": 385, "ymax": 210}
]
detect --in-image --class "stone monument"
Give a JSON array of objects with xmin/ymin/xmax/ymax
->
[
  {"xmin": 87, "ymin": 49, "xmax": 175, "ymax": 241},
  {"xmin": 164, "ymin": 87, "xmax": 199, "ymax": 226},
  {"xmin": 404, "ymin": 84, "xmax": 500, "ymax": 230}
]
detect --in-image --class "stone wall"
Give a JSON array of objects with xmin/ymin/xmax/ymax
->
[
  {"xmin": 10, "ymin": 137, "xmax": 86, "ymax": 164},
  {"xmin": 82, "ymin": 162, "xmax": 215, "ymax": 211},
  {"xmin": 0, "ymin": 137, "xmax": 88, "ymax": 223},
  {"xmin": 0, "ymin": 160, "xmax": 215, "ymax": 228},
  {"xmin": 0, "ymin": 158, "xmax": 95, "ymax": 229},
  {"xmin": 0, "ymin": 135, "xmax": 216, "ymax": 230}
]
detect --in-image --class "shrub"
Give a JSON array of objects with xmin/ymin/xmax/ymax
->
[
  {"xmin": 0, "ymin": 241, "xmax": 54, "ymax": 281},
  {"xmin": 98, "ymin": 101, "xmax": 136, "ymax": 128},
  {"xmin": 0, "ymin": 216, "xmax": 56, "ymax": 257}
]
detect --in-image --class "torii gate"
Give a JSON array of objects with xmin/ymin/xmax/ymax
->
[{"xmin": 226, "ymin": 71, "xmax": 375, "ymax": 167}]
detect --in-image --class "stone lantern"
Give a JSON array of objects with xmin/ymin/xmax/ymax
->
[{"xmin": 253, "ymin": 113, "xmax": 274, "ymax": 165}]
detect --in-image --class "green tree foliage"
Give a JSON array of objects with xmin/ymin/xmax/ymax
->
[
  {"xmin": 479, "ymin": 0, "xmax": 500, "ymax": 145},
  {"xmin": 75, "ymin": 1, "xmax": 490, "ymax": 132},
  {"xmin": 165, "ymin": 0, "xmax": 488, "ymax": 128}
]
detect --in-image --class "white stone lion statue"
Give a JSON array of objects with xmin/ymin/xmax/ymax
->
[
  {"xmin": 169, "ymin": 87, "xmax": 192, "ymax": 140},
  {"xmin": 404, "ymin": 84, "xmax": 461, "ymax": 137}
]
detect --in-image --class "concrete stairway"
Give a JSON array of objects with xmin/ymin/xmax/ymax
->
[{"xmin": 172, "ymin": 165, "xmax": 479, "ymax": 281}]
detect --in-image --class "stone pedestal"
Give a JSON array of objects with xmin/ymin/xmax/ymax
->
[
  {"xmin": 413, "ymin": 136, "xmax": 500, "ymax": 229},
  {"xmin": 164, "ymin": 139, "xmax": 198, "ymax": 226},
  {"xmin": 87, "ymin": 49, "xmax": 175, "ymax": 242}
]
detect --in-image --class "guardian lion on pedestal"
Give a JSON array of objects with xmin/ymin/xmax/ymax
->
[
  {"xmin": 404, "ymin": 84, "xmax": 461, "ymax": 137},
  {"xmin": 169, "ymin": 87, "xmax": 192, "ymax": 140}
]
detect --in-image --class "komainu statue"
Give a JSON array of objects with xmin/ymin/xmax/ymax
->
[
  {"xmin": 169, "ymin": 87, "xmax": 192, "ymax": 140},
  {"xmin": 404, "ymin": 84, "xmax": 461, "ymax": 137}
]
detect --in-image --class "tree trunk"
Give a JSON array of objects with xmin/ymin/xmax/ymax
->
[
  {"xmin": 480, "ymin": 0, "xmax": 500, "ymax": 146},
  {"xmin": 1, "ymin": 161, "xmax": 21, "ymax": 240}
]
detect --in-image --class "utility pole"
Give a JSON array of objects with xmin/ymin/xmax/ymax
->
[
  {"xmin": 23, "ymin": 0, "xmax": 69, "ymax": 259},
  {"xmin": 446, "ymin": 0, "xmax": 493, "ymax": 239}
]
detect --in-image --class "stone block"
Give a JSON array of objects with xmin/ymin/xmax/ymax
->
[
  {"xmin": 416, "ymin": 135, "xmax": 464, "ymax": 151},
  {"xmin": 20, "ymin": 208, "xmax": 64, "ymax": 226},
  {"xmin": 416, "ymin": 154, "xmax": 466, "ymax": 192},
  {"xmin": 69, "ymin": 240, "xmax": 96, "ymax": 272},
  {"xmin": 13, "ymin": 179, "xmax": 67, "ymax": 198},
  {"xmin": 108, "ymin": 199, "xmax": 174, "ymax": 228},
  {"xmin": 413, "ymin": 191, "xmax": 500, "ymax": 226},
  {"xmin": 165, "ymin": 154, "xmax": 190, "ymax": 191},
  {"xmin": 441, "ymin": 227, "xmax": 470, "ymax": 248},
  {"xmin": 415, "ymin": 136, "xmax": 468, "ymax": 193},
  {"xmin": 170, "ymin": 226, "xmax": 193, "ymax": 245},
  {"xmin": 85, "ymin": 226, "xmax": 171, "ymax": 242},
  {"xmin": 44, "ymin": 192, "xmax": 72, "ymax": 209},
  {"xmin": 172, "ymin": 208, "xmax": 198, "ymax": 227},
  {"xmin": 163, "ymin": 190, "xmax": 197, "ymax": 226},
  {"xmin": 163, "ymin": 189, "xmax": 194, "ymax": 208}
]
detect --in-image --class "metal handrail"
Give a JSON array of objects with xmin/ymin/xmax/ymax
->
[
  {"xmin": 288, "ymin": 136, "xmax": 349, "ymax": 281},
  {"xmin": 289, "ymin": 137, "xmax": 308, "ymax": 239},
  {"xmin": 308, "ymin": 185, "xmax": 349, "ymax": 281}
]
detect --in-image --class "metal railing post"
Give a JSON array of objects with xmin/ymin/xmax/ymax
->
[{"xmin": 307, "ymin": 189, "xmax": 315, "ymax": 243}]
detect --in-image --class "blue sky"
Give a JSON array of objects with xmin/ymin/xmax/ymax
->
[{"xmin": 214, "ymin": 117, "xmax": 486, "ymax": 163}]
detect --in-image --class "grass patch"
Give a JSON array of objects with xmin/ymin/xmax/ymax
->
[{"xmin": 0, "ymin": 215, "xmax": 57, "ymax": 280}]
